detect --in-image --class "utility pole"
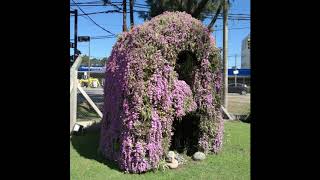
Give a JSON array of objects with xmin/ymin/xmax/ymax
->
[
  {"xmin": 88, "ymin": 39, "xmax": 91, "ymax": 78},
  {"xmin": 235, "ymin": 54, "xmax": 237, "ymax": 68},
  {"xmin": 223, "ymin": 0, "xmax": 228, "ymax": 109},
  {"xmin": 74, "ymin": 9, "xmax": 78, "ymax": 62},
  {"xmin": 130, "ymin": 0, "xmax": 134, "ymax": 29},
  {"xmin": 235, "ymin": 54, "xmax": 237, "ymax": 87},
  {"xmin": 122, "ymin": 0, "xmax": 127, "ymax": 32}
]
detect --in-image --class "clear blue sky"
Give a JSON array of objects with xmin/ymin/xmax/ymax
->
[{"xmin": 70, "ymin": 0, "xmax": 250, "ymax": 68}]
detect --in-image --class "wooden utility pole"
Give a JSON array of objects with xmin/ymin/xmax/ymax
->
[
  {"xmin": 223, "ymin": 0, "xmax": 228, "ymax": 109},
  {"xmin": 130, "ymin": 0, "xmax": 134, "ymax": 29},
  {"xmin": 235, "ymin": 54, "xmax": 237, "ymax": 86},
  {"xmin": 74, "ymin": 9, "xmax": 78, "ymax": 62},
  {"xmin": 123, "ymin": 0, "xmax": 127, "ymax": 32}
]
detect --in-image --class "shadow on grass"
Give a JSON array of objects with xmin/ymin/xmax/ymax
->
[
  {"xmin": 70, "ymin": 123, "xmax": 121, "ymax": 172},
  {"xmin": 231, "ymin": 114, "xmax": 250, "ymax": 124}
]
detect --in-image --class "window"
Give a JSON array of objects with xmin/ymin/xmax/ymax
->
[{"xmin": 247, "ymin": 38, "xmax": 250, "ymax": 50}]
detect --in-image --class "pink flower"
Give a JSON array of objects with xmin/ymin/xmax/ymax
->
[{"xmin": 100, "ymin": 11, "xmax": 223, "ymax": 173}]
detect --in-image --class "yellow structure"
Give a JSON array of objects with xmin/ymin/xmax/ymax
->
[{"xmin": 79, "ymin": 77, "xmax": 101, "ymax": 88}]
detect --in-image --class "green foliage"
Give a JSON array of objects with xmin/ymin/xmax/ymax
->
[
  {"xmin": 80, "ymin": 55, "xmax": 108, "ymax": 66},
  {"xmin": 156, "ymin": 159, "xmax": 169, "ymax": 172},
  {"xmin": 71, "ymin": 121, "xmax": 250, "ymax": 179},
  {"xmin": 139, "ymin": 0, "xmax": 222, "ymax": 21}
]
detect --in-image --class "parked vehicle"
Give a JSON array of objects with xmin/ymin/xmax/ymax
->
[{"xmin": 228, "ymin": 83, "xmax": 249, "ymax": 95}]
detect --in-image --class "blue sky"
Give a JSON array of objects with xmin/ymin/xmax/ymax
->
[{"xmin": 70, "ymin": 0, "xmax": 250, "ymax": 68}]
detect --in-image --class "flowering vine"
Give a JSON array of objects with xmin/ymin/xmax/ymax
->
[{"xmin": 100, "ymin": 11, "xmax": 223, "ymax": 173}]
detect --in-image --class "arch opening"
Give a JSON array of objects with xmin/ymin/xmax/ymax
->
[{"xmin": 170, "ymin": 50, "xmax": 200, "ymax": 156}]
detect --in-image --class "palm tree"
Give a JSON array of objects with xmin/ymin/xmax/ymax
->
[
  {"xmin": 139, "ymin": 0, "xmax": 217, "ymax": 21},
  {"xmin": 139, "ymin": 0, "xmax": 231, "ymax": 29},
  {"xmin": 207, "ymin": 0, "xmax": 223, "ymax": 32}
]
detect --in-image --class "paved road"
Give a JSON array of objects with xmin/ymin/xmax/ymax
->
[
  {"xmin": 80, "ymin": 87, "xmax": 103, "ymax": 95},
  {"xmin": 77, "ymin": 90, "xmax": 250, "ymax": 112}
]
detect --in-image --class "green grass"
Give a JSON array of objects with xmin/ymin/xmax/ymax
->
[
  {"xmin": 70, "ymin": 121, "xmax": 250, "ymax": 180},
  {"xmin": 77, "ymin": 103, "xmax": 100, "ymax": 121},
  {"xmin": 228, "ymin": 102, "xmax": 250, "ymax": 115}
]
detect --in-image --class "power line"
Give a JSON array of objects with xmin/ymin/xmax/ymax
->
[
  {"xmin": 214, "ymin": 27, "xmax": 250, "ymax": 31},
  {"xmin": 70, "ymin": 4, "xmax": 113, "ymax": 6},
  {"xmin": 70, "ymin": 4, "xmax": 150, "ymax": 10},
  {"xmin": 71, "ymin": 0, "xmax": 102, "ymax": 4},
  {"xmin": 70, "ymin": 27, "xmax": 249, "ymax": 41},
  {"xmin": 77, "ymin": 10, "xmax": 122, "ymax": 16},
  {"xmin": 70, "ymin": 35, "xmax": 117, "ymax": 40},
  {"xmin": 70, "ymin": 1, "xmax": 150, "ymax": 6},
  {"xmin": 72, "ymin": 0, "xmax": 116, "ymax": 36},
  {"xmin": 71, "ymin": 9, "xmax": 250, "ymax": 20},
  {"xmin": 70, "ymin": 1, "xmax": 122, "ymax": 10}
]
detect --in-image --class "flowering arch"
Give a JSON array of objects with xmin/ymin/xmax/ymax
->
[{"xmin": 100, "ymin": 11, "xmax": 223, "ymax": 173}]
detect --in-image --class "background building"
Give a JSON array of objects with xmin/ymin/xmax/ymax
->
[
  {"xmin": 228, "ymin": 68, "xmax": 250, "ymax": 85},
  {"xmin": 241, "ymin": 34, "xmax": 250, "ymax": 69}
]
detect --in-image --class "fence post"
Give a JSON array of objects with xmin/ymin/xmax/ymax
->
[
  {"xmin": 70, "ymin": 56, "xmax": 83, "ymax": 133},
  {"xmin": 70, "ymin": 70, "xmax": 78, "ymax": 133}
]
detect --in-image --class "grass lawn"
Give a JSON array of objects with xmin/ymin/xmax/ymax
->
[
  {"xmin": 70, "ymin": 121, "xmax": 250, "ymax": 180},
  {"xmin": 77, "ymin": 102, "xmax": 100, "ymax": 122},
  {"xmin": 227, "ymin": 94, "xmax": 251, "ymax": 115}
]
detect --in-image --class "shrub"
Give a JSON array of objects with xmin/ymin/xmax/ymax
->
[{"xmin": 100, "ymin": 11, "xmax": 223, "ymax": 173}]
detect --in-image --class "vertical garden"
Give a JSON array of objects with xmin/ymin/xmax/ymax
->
[{"xmin": 100, "ymin": 11, "xmax": 223, "ymax": 173}]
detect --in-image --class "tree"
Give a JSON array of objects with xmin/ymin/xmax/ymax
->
[
  {"xmin": 139, "ymin": 0, "xmax": 231, "ymax": 30},
  {"xmin": 139, "ymin": 0, "xmax": 219, "ymax": 21},
  {"xmin": 207, "ymin": 0, "xmax": 223, "ymax": 32},
  {"xmin": 101, "ymin": 57, "xmax": 108, "ymax": 66},
  {"xmin": 80, "ymin": 55, "xmax": 108, "ymax": 66},
  {"xmin": 80, "ymin": 55, "xmax": 90, "ymax": 66}
]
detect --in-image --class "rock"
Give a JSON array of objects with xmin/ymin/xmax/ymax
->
[
  {"xmin": 167, "ymin": 151, "xmax": 175, "ymax": 158},
  {"xmin": 192, "ymin": 152, "xmax": 206, "ymax": 161},
  {"xmin": 166, "ymin": 151, "xmax": 175, "ymax": 162},
  {"xmin": 175, "ymin": 153, "xmax": 186, "ymax": 165},
  {"xmin": 167, "ymin": 158, "xmax": 179, "ymax": 169},
  {"xmin": 166, "ymin": 151, "xmax": 179, "ymax": 168}
]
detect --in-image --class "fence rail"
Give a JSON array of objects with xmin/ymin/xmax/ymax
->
[
  {"xmin": 70, "ymin": 56, "xmax": 105, "ymax": 134},
  {"xmin": 70, "ymin": 56, "xmax": 83, "ymax": 133}
]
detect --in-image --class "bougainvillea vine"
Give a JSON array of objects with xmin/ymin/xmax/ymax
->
[{"xmin": 100, "ymin": 11, "xmax": 223, "ymax": 173}]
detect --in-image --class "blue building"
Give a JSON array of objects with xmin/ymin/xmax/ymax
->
[{"xmin": 228, "ymin": 68, "xmax": 250, "ymax": 85}]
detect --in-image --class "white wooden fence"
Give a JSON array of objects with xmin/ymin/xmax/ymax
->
[{"xmin": 70, "ymin": 55, "xmax": 103, "ymax": 133}]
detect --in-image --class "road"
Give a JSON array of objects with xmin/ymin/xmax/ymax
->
[
  {"xmin": 78, "ymin": 87, "xmax": 104, "ymax": 111},
  {"xmin": 77, "ymin": 89, "xmax": 250, "ymax": 115}
]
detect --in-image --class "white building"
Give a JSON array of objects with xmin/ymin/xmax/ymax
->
[{"xmin": 241, "ymin": 34, "xmax": 250, "ymax": 69}]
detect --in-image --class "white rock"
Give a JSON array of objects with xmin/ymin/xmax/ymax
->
[
  {"xmin": 192, "ymin": 152, "xmax": 206, "ymax": 161},
  {"xmin": 167, "ymin": 158, "xmax": 179, "ymax": 169}
]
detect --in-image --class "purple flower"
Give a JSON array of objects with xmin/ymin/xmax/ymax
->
[{"xmin": 99, "ymin": 11, "xmax": 223, "ymax": 173}]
